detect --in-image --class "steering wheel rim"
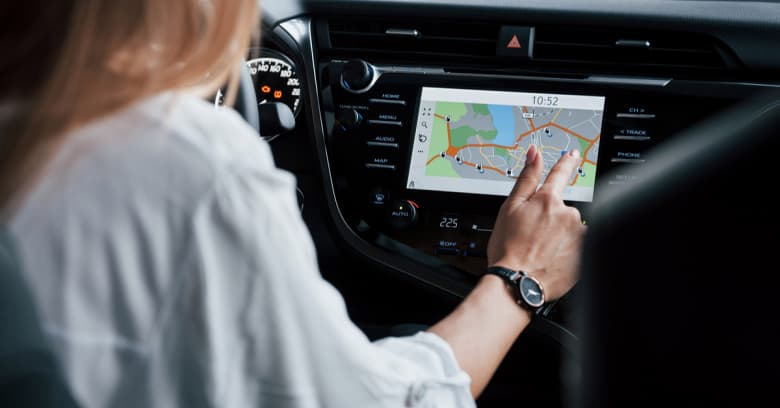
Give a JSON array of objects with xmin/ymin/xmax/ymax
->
[{"xmin": 233, "ymin": 61, "xmax": 260, "ymax": 134}]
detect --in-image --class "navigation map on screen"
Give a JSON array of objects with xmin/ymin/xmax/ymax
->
[{"xmin": 406, "ymin": 87, "xmax": 606, "ymax": 202}]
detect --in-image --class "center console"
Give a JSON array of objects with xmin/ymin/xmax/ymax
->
[{"xmin": 318, "ymin": 58, "xmax": 735, "ymax": 279}]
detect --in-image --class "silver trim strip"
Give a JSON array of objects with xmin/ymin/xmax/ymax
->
[
  {"xmin": 367, "ymin": 119, "xmax": 403, "ymax": 126},
  {"xmin": 615, "ymin": 39, "xmax": 651, "ymax": 48},
  {"xmin": 365, "ymin": 163, "xmax": 397, "ymax": 170},
  {"xmin": 611, "ymin": 158, "xmax": 646, "ymax": 163},
  {"xmin": 613, "ymin": 135, "xmax": 651, "ymax": 141},
  {"xmin": 366, "ymin": 141, "xmax": 400, "ymax": 148},
  {"xmin": 616, "ymin": 113, "xmax": 657, "ymax": 119},
  {"xmin": 385, "ymin": 28, "xmax": 421, "ymax": 38},
  {"xmin": 369, "ymin": 98, "xmax": 407, "ymax": 106},
  {"xmin": 587, "ymin": 76, "xmax": 670, "ymax": 87}
]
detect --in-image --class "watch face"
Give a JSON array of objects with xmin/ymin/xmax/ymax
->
[{"xmin": 519, "ymin": 276, "xmax": 544, "ymax": 308}]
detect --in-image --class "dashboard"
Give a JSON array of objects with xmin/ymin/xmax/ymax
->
[
  {"xmin": 237, "ymin": 1, "xmax": 780, "ymax": 405},
  {"xmin": 241, "ymin": 0, "xmax": 780, "ymax": 316},
  {"xmin": 251, "ymin": 0, "xmax": 779, "ymax": 295}
]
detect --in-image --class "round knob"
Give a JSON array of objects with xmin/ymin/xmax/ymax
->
[
  {"xmin": 387, "ymin": 200, "xmax": 418, "ymax": 229},
  {"xmin": 336, "ymin": 109, "xmax": 363, "ymax": 132},
  {"xmin": 341, "ymin": 60, "xmax": 375, "ymax": 92}
]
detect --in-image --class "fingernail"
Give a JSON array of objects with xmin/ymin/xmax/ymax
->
[
  {"xmin": 568, "ymin": 149, "xmax": 580, "ymax": 158},
  {"xmin": 526, "ymin": 145, "xmax": 537, "ymax": 165}
]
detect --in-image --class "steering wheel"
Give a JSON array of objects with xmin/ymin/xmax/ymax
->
[{"xmin": 233, "ymin": 61, "xmax": 261, "ymax": 133}]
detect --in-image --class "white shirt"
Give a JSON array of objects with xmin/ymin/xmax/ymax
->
[{"xmin": 9, "ymin": 93, "xmax": 474, "ymax": 408}]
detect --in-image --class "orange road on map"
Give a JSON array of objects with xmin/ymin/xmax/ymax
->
[{"xmin": 426, "ymin": 113, "xmax": 599, "ymax": 182}]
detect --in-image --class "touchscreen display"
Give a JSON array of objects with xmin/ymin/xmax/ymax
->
[{"xmin": 406, "ymin": 87, "xmax": 605, "ymax": 202}]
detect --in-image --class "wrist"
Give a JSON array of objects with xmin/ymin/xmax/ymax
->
[
  {"xmin": 489, "ymin": 258, "xmax": 536, "ymax": 277},
  {"xmin": 478, "ymin": 274, "xmax": 534, "ymax": 321}
]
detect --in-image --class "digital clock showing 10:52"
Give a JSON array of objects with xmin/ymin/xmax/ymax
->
[{"xmin": 531, "ymin": 95, "xmax": 559, "ymax": 107}]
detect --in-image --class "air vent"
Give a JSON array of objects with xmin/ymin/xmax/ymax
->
[
  {"xmin": 323, "ymin": 19, "xmax": 735, "ymax": 72},
  {"xmin": 534, "ymin": 27, "xmax": 728, "ymax": 69},
  {"xmin": 327, "ymin": 19, "xmax": 498, "ymax": 57}
]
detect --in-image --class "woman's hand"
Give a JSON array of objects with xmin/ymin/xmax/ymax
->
[{"xmin": 487, "ymin": 144, "xmax": 586, "ymax": 301}]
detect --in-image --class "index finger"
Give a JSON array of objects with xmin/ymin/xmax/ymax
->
[
  {"xmin": 508, "ymin": 144, "xmax": 543, "ymax": 203},
  {"xmin": 539, "ymin": 149, "xmax": 581, "ymax": 196}
]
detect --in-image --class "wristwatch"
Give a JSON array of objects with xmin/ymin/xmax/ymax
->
[{"xmin": 485, "ymin": 266, "xmax": 545, "ymax": 315}]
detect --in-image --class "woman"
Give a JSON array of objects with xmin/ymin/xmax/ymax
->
[{"xmin": 0, "ymin": 1, "xmax": 585, "ymax": 407}]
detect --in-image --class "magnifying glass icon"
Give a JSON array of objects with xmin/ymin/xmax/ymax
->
[{"xmin": 421, "ymin": 121, "xmax": 428, "ymax": 128}]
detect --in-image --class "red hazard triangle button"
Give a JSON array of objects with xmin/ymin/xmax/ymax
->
[
  {"xmin": 497, "ymin": 26, "xmax": 534, "ymax": 59},
  {"xmin": 507, "ymin": 35, "xmax": 522, "ymax": 49}
]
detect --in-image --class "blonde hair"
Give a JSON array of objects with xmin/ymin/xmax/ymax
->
[{"xmin": 0, "ymin": 0, "xmax": 259, "ymax": 215}]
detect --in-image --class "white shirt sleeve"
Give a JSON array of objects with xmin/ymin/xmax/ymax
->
[
  {"xmin": 187, "ymin": 144, "xmax": 475, "ymax": 408},
  {"xmin": 9, "ymin": 94, "xmax": 475, "ymax": 408}
]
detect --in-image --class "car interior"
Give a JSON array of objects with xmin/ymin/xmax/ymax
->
[{"xmin": 2, "ymin": 0, "xmax": 780, "ymax": 406}]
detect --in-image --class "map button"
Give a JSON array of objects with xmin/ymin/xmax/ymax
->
[{"xmin": 366, "ymin": 152, "xmax": 398, "ymax": 171}]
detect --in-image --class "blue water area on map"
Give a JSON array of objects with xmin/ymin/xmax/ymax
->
[{"xmin": 487, "ymin": 104, "xmax": 518, "ymax": 146}]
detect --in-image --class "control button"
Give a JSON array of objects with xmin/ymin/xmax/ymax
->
[
  {"xmin": 366, "ymin": 149, "xmax": 398, "ymax": 167},
  {"xmin": 616, "ymin": 106, "xmax": 656, "ymax": 119},
  {"xmin": 608, "ymin": 173, "xmax": 642, "ymax": 185},
  {"xmin": 435, "ymin": 240, "xmax": 461, "ymax": 256},
  {"xmin": 369, "ymin": 187, "xmax": 389, "ymax": 207},
  {"xmin": 611, "ymin": 151, "xmax": 646, "ymax": 164},
  {"xmin": 366, "ymin": 141, "xmax": 399, "ymax": 149},
  {"xmin": 341, "ymin": 60, "xmax": 375, "ymax": 92},
  {"xmin": 368, "ymin": 135, "xmax": 400, "ymax": 144},
  {"xmin": 387, "ymin": 200, "xmax": 418, "ymax": 229},
  {"xmin": 613, "ymin": 127, "xmax": 652, "ymax": 141},
  {"xmin": 496, "ymin": 26, "xmax": 535, "ymax": 58},
  {"xmin": 366, "ymin": 156, "xmax": 395, "ymax": 166},
  {"xmin": 376, "ymin": 113, "xmax": 401, "ymax": 121},
  {"xmin": 367, "ymin": 119, "xmax": 403, "ymax": 127},
  {"xmin": 337, "ymin": 109, "xmax": 363, "ymax": 131},
  {"xmin": 365, "ymin": 149, "xmax": 397, "ymax": 169},
  {"xmin": 369, "ymin": 98, "xmax": 407, "ymax": 106}
]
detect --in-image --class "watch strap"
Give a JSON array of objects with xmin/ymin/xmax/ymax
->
[
  {"xmin": 485, "ymin": 265, "xmax": 521, "ymax": 282},
  {"xmin": 485, "ymin": 266, "xmax": 544, "ymax": 316}
]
